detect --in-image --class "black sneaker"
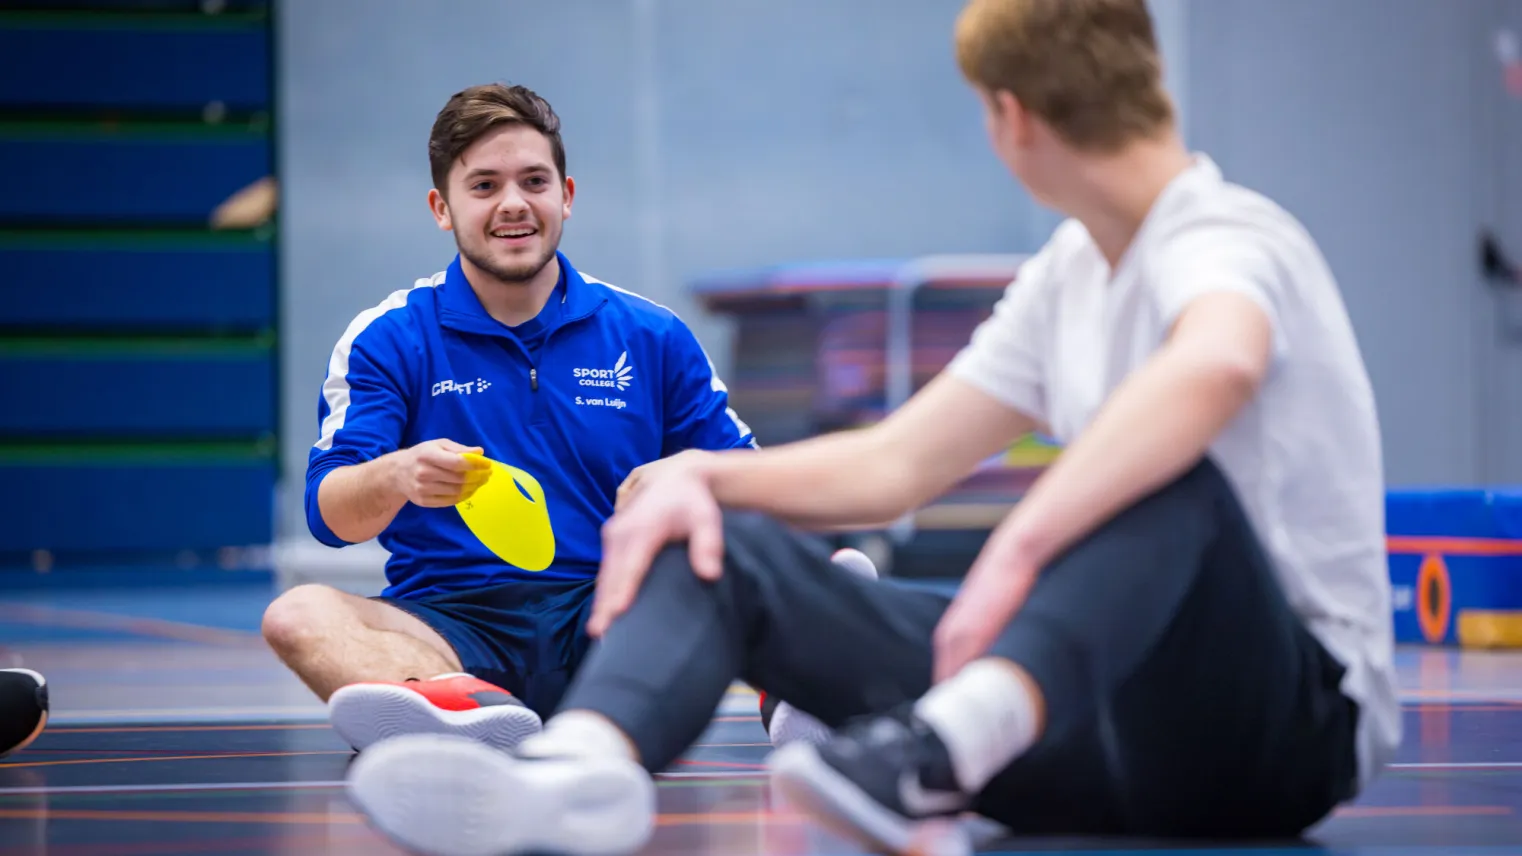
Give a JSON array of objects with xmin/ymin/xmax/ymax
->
[
  {"xmin": 768, "ymin": 704, "xmax": 970, "ymax": 854},
  {"xmin": 0, "ymin": 668, "xmax": 47, "ymax": 758}
]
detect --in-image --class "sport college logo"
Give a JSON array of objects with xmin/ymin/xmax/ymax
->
[{"xmin": 573, "ymin": 351, "xmax": 633, "ymax": 392}]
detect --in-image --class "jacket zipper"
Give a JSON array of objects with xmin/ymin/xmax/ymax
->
[{"xmin": 524, "ymin": 299, "xmax": 604, "ymax": 395}]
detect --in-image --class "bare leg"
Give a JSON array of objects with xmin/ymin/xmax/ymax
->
[{"xmin": 261, "ymin": 584, "xmax": 461, "ymax": 701}]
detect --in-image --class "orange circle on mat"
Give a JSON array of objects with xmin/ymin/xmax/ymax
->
[{"xmin": 1416, "ymin": 553, "xmax": 1452, "ymax": 643}]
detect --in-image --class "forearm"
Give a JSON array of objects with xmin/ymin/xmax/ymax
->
[
  {"xmin": 808, "ymin": 516, "xmax": 909, "ymax": 533},
  {"xmin": 316, "ymin": 454, "xmax": 408, "ymax": 544},
  {"xmin": 994, "ymin": 345, "xmax": 1260, "ymax": 569},
  {"xmin": 699, "ymin": 430, "xmax": 921, "ymax": 527}
]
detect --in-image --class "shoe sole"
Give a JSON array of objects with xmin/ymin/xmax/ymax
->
[
  {"xmin": 328, "ymin": 684, "xmax": 543, "ymax": 752},
  {"xmin": 769, "ymin": 742, "xmax": 970, "ymax": 856},
  {"xmin": 346, "ymin": 733, "xmax": 655, "ymax": 856},
  {"xmin": 767, "ymin": 701, "xmax": 834, "ymax": 747}
]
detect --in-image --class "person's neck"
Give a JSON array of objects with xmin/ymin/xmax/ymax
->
[
  {"xmin": 1061, "ymin": 134, "xmax": 1194, "ymax": 271},
  {"xmin": 462, "ymin": 254, "xmax": 561, "ymax": 327}
]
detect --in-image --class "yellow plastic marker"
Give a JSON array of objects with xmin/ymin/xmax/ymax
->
[{"xmin": 455, "ymin": 452, "xmax": 556, "ymax": 571}]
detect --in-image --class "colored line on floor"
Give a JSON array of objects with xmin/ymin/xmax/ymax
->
[
  {"xmin": 0, "ymin": 603, "xmax": 260, "ymax": 646},
  {"xmin": 0, "ymin": 750, "xmax": 346, "ymax": 770}
]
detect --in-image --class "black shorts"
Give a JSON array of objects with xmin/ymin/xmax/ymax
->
[{"xmin": 378, "ymin": 577, "xmax": 596, "ymax": 717}]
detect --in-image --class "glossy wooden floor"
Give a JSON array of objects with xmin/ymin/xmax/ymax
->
[{"xmin": 1, "ymin": 580, "xmax": 1520, "ymax": 855}]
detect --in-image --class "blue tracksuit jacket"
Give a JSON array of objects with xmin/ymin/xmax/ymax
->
[{"xmin": 306, "ymin": 252, "xmax": 755, "ymax": 598}]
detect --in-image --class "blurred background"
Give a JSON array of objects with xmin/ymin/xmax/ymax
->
[
  {"xmin": 4, "ymin": 5, "xmax": 1522, "ymax": 852},
  {"xmin": 0, "ymin": 0, "xmax": 1520, "ymax": 612}
]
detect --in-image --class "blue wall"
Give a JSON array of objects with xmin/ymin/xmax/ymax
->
[{"xmin": 0, "ymin": 5, "xmax": 277, "ymax": 568}]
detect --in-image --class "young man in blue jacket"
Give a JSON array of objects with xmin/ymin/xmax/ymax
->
[{"xmin": 260, "ymin": 83, "xmax": 853, "ymax": 752}]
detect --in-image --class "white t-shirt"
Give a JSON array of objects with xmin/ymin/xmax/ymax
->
[{"xmin": 947, "ymin": 155, "xmax": 1399, "ymax": 791}]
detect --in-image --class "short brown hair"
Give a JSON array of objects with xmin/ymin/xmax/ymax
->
[
  {"xmin": 954, "ymin": 0, "xmax": 1173, "ymax": 152},
  {"xmin": 428, "ymin": 83, "xmax": 567, "ymax": 192}
]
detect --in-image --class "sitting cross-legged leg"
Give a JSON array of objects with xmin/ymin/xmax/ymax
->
[
  {"xmin": 261, "ymin": 583, "xmax": 461, "ymax": 700},
  {"xmin": 262, "ymin": 582, "xmax": 545, "ymax": 752}
]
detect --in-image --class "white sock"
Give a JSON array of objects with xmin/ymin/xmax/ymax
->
[
  {"xmin": 913, "ymin": 659, "xmax": 1041, "ymax": 793},
  {"xmin": 516, "ymin": 710, "xmax": 638, "ymax": 764}
]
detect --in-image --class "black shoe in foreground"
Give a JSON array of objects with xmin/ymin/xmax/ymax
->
[
  {"xmin": 768, "ymin": 704, "xmax": 971, "ymax": 854},
  {"xmin": 0, "ymin": 668, "xmax": 48, "ymax": 758}
]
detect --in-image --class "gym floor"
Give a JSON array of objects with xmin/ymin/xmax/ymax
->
[{"xmin": 0, "ymin": 580, "xmax": 1519, "ymax": 855}]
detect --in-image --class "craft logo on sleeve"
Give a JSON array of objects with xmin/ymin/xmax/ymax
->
[{"xmin": 432, "ymin": 377, "xmax": 494, "ymax": 397}]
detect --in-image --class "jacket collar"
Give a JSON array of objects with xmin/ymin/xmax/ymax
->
[{"xmin": 437, "ymin": 251, "xmax": 607, "ymax": 335}]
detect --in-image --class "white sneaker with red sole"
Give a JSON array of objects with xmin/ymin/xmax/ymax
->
[{"xmin": 328, "ymin": 673, "xmax": 543, "ymax": 753}]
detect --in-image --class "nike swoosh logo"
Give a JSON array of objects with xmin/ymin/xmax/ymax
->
[{"xmin": 897, "ymin": 770, "xmax": 966, "ymax": 816}]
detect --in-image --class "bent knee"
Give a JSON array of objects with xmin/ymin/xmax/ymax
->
[
  {"xmin": 261, "ymin": 584, "xmax": 352, "ymax": 653},
  {"xmin": 715, "ymin": 510, "xmax": 835, "ymax": 585}
]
